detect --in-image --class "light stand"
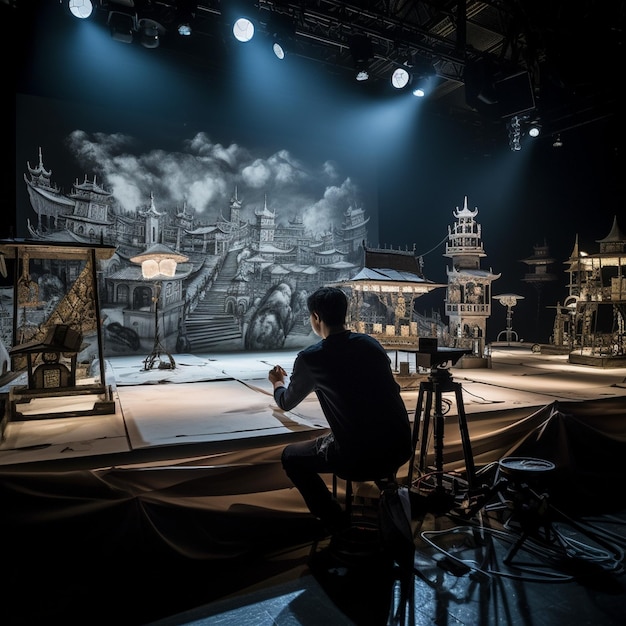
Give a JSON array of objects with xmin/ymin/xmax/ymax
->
[
  {"xmin": 494, "ymin": 293, "xmax": 524, "ymax": 344},
  {"xmin": 130, "ymin": 243, "xmax": 189, "ymax": 372},
  {"xmin": 143, "ymin": 279, "xmax": 175, "ymax": 371}
]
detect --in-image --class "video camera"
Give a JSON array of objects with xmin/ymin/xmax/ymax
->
[{"xmin": 415, "ymin": 338, "xmax": 471, "ymax": 370}]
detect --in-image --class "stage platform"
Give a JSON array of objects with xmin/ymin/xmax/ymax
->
[
  {"xmin": 2, "ymin": 347, "xmax": 626, "ymax": 626},
  {"xmin": 2, "ymin": 347, "xmax": 625, "ymax": 469}
]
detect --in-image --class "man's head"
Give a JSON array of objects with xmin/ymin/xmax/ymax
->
[{"xmin": 307, "ymin": 286, "xmax": 348, "ymax": 331}]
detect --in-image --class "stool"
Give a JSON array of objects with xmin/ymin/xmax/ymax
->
[
  {"xmin": 333, "ymin": 472, "xmax": 397, "ymax": 520},
  {"xmin": 328, "ymin": 472, "xmax": 399, "ymax": 561}
]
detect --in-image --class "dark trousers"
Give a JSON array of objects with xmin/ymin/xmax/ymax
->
[{"xmin": 281, "ymin": 434, "xmax": 345, "ymax": 528}]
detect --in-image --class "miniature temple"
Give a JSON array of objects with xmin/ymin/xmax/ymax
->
[{"xmin": 338, "ymin": 244, "xmax": 446, "ymax": 349}]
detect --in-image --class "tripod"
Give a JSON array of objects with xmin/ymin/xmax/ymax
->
[{"xmin": 407, "ymin": 364, "xmax": 476, "ymax": 513}]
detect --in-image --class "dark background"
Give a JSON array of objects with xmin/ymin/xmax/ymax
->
[{"xmin": 5, "ymin": 0, "xmax": 624, "ymax": 344}]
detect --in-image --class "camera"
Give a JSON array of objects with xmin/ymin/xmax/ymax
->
[{"xmin": 415, "ymin": 338, "xmax": 471, "ymax": 369}]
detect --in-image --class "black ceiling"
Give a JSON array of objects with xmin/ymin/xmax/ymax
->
[
  {"xmin": 10, "ymin": 0, "xmax": 626, "ymax": 147},
  {"xmin": 85, "ymin": 1, "xmax": 624, "ymax": 140}
]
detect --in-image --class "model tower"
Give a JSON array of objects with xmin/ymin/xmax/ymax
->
[
  {"xmin": 444, "ymin": 196, "xmax": 500, "ymax": 359},
  {"xmin": 520, "ymin": 240, "xmax": 558, "ymax": 327}
]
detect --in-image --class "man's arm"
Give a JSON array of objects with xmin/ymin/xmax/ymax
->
[{"xmin": 270, "ymin": 355, "xmax": 314, "ymax": 411}]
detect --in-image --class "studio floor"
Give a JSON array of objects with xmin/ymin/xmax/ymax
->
[{"xmin": 1, "ymin": 347, "xmax": 626, "ymax": 625}]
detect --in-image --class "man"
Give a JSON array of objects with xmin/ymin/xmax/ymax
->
[{"xmin": 268, "ymin": 286, "xmax": 412, "ymax": 533}]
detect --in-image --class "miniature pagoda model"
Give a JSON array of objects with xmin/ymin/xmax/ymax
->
[
  {"xmin": 339, "ymin": 244, "xmax": 446, "ymax": 347},
  {"xmin": 563, "ymin": 215, "xmax": 626, "ymax": 366},
  {"xmin": 520, "ymin": 240, "xmax": 558, "ymax": 326},
  {"xmin": 444, "ymin": 197, "xmax": 500, "ymax": 365}
]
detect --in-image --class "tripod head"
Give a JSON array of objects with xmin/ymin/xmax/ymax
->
[{"xmin": 414, "ymin": 338, "xmax": 471, "ymax": 376}]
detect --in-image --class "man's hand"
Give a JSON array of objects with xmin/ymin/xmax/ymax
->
[{"xmin": 269, "ymin": 365, "xmax": 287, "ymax": 386}]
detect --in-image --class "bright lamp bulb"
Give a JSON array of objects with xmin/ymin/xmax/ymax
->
[
  {"xmin": 233, "ymin": 18, "xmax": 254, "ymax": 42},
  {"xmin": 273, "ymin": 42, "xmax": 285, "ymax": 60},
  {"xmin": 69, "ymin": 0, "xmax": 93, "ymax": 19},
  {"xmin": 392, "ymin": 67, "xmax": 410, "ymax": 89},
  {"xmin": 141, "ymin": 259, "xmax": 160, "ymax": 280}
]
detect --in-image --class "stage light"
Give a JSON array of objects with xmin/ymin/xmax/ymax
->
[
  {"xmin": 233, "ymin": 17, "xmax": 255, "ymax": 42},
  {"xmin": 411, "ymin": 75, "xmax": 432, "ymax": 97},
  {"xmin": 269, "ymin": 12, "xmax": 296, "ymax": 60},
  {"xmin": 176, "ymin": 0, "xmax": 196, "ymax": 36},
  {"xmin": 528, "ymin": 121, "xmax": 541, "ymax": 137},
  {"xmin": 68, "ymin": 0, "xmax": 93, "ymax": 19},
  {"xmin": 552, "ymin": 134, "xmax": 563, "ymax": 148},
  {"xmin": 138, "ymin": 18, "xmax": 162, "ymax": 48},
  {"xmin": 108, "ymin": 10, "xmax": 137, "ymax": 44},
  {"xmin": 408, "ymin": 55, "xmax": 436, "ymax": 97},
  {"xmin": 350, "ymin": 34, "xmax": 373, "ymax": 82},
  {"xmin": 391, "ymin": 67, "xmax": 410, "ymax": 89}
]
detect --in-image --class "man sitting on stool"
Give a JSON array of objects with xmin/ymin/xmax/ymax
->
[{"xmin": 268, "ymin": 286, "xmax": 412, "ymax": 534}]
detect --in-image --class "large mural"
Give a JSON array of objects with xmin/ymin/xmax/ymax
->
[{"xmin": 10, "ymin": 95, "xmax": 375, "ymax": 358}]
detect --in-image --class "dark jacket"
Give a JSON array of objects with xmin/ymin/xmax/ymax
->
[{"xmin": 274, "ymin": 330, "xmax": 412, "ymax": 474}]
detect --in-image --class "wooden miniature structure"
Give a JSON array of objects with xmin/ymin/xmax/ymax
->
[
  {"xmin": 563, "ymin": 216, "xmax": 626, "ymax": 366},
  {"xmin": 520, "ymin": 240, "xmax": 558, "ymax": 325},
  {"xmin": 338, "ymin": 244, "xmax": 446, "ymax": 349},
  {"xmin": 444, "ymin": 197, "xmax": 500, "ymax": 365},
  {"xmin": 0, "ymin": 239, "xmax": 117, "ymax": 431}
]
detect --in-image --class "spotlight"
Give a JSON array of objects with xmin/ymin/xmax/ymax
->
[
  {"xmin": 391, "ymin": 67, "xmax": 410, "ymax": 89},
  {"xmin": 411, "ymin": 75, "xmax": 432, "ymax": 97},
  {"xmin": 138, "ymin": 18, "xmax": 162, "ymax": 49},
  {"xmin": 407, "ymin": 55, "xmax": 436, "ymax": 97},
  {"xmin": 176, "ymin": 1, "xmax": 196, "ymax": 36},
  {"xmin": 68, "ymin": 0, "xmax": 93, "ymax": 19},
  {"xmin": 233, "ymin": 17, "xmax": 254, "ymax": 42},
  {"xmin": 108, "ymin": 10, "xmax": 137, "ymax": 44},
  {"xmin": 269, "ymin": 12, "xmax": 296, "ymax": 60},
  {"xmin": 528, "ymin": 120, "xmax": 541, "ymax": 137},
  {"xmin": 350, "ymin": 34, "xmax": 373, "ymax": 82}
]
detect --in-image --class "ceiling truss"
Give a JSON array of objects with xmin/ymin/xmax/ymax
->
[{"xmin": 93, "ymin": 1, "xmax": 624, "ymax": 140}]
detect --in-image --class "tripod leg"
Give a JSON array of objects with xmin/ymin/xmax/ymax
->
[
  {"xmin": 407, "ymin": 385, "xmax": 426, "ymax": 486},
  {"xmin": 503, "ymin": 532, "xmax": 528, "ymax": 564},
  {"xmin": 454, "ymin": 384, "xmax": 476, "ymax": 490},
  {"xmin": 432, "ymin": 389, "xmax": 445, "ymax": 490},
  {"xmin": 418, "ymin": 390, "xmax": 433, "ymax": 476}
]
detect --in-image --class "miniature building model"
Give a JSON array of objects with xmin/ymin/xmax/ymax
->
[
  {"xmin": 444, "ymin": 197, "xmax": 500, "ymax": 359},
  {"xmin": 520, "ymin": 240, "xmax": 558, "ymax": 285},
  {"xmin": 339, "ymin": 244, "xmax": 446, "ymax": 347},
  {"xmin": 563, "ymin": 216, "xmax": 626, "ymax": 366},
  {"xmin": 0, "ymin": 239, "xmax": 117, "ymax": 432},
  {"xmin": 520, "ymin": 240, "xmax": 559, "ymax": 329}
]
